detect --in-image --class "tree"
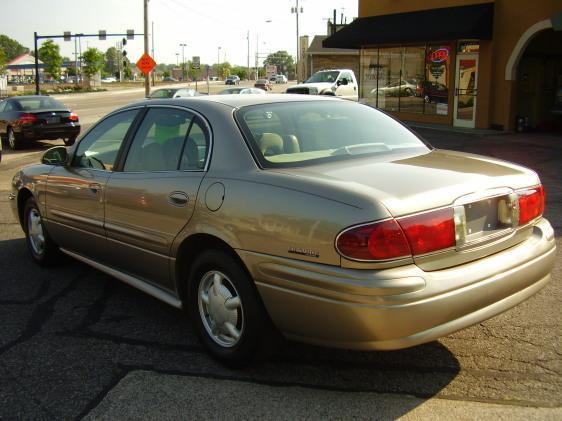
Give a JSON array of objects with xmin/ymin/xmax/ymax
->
[
  {"xmin": 82, "ymin": 48, "xmax": 105, "ymax": 79},
  {"xmin": 263, "ymin": 50, "xmax": 294, "ymax": 76},
  {"xmin": 231, "ymin": 65, "xmax": 248, "ymax": 80},
  {"xmin": 104, "ymin": 47, "xmax": 119, "ymax": 77},
  {"xmin": 213, "ymin": 62, "xmax": 231, "ymax": 79},
  {"xmin": 38, "ymin": 39, "xmax": 63, "ymax": 80},
  {"xmin": 0, "ymin": 35, "xmax": 29, "ymax": 60},
  {"xmin": 0, "ymin": 48, "xmax": 7, "ymax": 74}
]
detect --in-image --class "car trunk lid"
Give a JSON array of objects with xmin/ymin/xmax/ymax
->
[{"xmin": 279, "ymin": 149, "xmax": 542, "ymax": 269}]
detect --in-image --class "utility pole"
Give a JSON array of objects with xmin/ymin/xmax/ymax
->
[
  {"xmin": 34, "ymin": 32, "xmax": 39, "ymax": 94},
  {"xmin": 151, "ymin": 21, "xmax": 155, "ymax": 86},
  {"xmin": 291, "ymin": 1, "xmax": 303, "ymax": 82},
  {"xmin": 143, "ymin": 0, "xmax": 150, "ymax": 97},
  {"xmin": 247, "ymin": 30, "xmax": 250, "ymax": 81}
]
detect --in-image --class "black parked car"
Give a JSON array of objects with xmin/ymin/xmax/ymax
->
[{"xmin": 0, "ymin": 96, "xmax": 80, "ymax": 150}]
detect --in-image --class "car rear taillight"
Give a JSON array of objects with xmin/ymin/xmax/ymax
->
[
  {"xmin": 18, "ymin": 113, "xmax": 38, "ymax": 124},
  {"xmin": 336, "ymin": 208, "xmax": 456, "ymax": 261},
  {"xmin": 336, "ymin": 219, "xmax": 411, "ymax": 261},
  {"xmin": 69, "ymin": 112, "xmax": 79, "ymax": 122},
  {"xmin": 518, "ymin": 185, "xmax": 545, "ymax": 225},
  {"xmin": 397, "ymin": 208, "xmax": 456, "ymax": 255}
]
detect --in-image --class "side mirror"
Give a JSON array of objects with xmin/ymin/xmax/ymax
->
[{"xmin": 41, "ymin": 146, "xmax": 68, "ymax": 166}]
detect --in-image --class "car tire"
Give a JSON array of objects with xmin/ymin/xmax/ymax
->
[
  {"xmin": 63, "ymin": 135, "xmax": 77, "ymax": 146},
  {"xmin": 424, "ymin": 94, "xmax": 431, "ymax": 103},
  {"xmin": 7, "ymin": 127, "xmax": 22, "ymax": 150},
  {"xmin": 188, "ymin": 249, "xmax": 275, "ymax": 366},
  {"xmin": 23, "ymin": 196, "xmax": 61, "ymax": 266},
  {"xmin": 404, "ymin": 87, "xmax": 413, "ymax": 96}
]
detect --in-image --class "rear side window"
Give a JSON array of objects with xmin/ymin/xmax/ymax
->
[
  {"xmin": 15, "ymin": 97, "xmax": 66, "ymax": 111},
  {"xmin": 123, "ymin": 108, "xmax": 210, "ymax": 172}
]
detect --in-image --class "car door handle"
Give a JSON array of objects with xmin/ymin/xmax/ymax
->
[
  {"xmin": 168, "ymin": 191, "xmax": 188, "ymax": 207},
  {"xmin": 89, "ymin": 183, "xmax": 101, "ymax": 193}
]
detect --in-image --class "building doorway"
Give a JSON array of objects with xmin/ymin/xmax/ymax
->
[
  {"xmin": 453, "ymin": 54, "xmax": 479, "ymax": 128},
  {"xmin": 516, "ymin": 29, "xmax": 562, "ymax": 132}
]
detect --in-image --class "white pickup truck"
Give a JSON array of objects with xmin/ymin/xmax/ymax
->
[{"xmin": 286, "ymin": 69, "xmax": 358, "ymax": 101}]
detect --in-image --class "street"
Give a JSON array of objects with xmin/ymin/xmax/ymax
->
[{"xmin": 0, "ymin": 89, "xmax": 560, "ymax": 419}]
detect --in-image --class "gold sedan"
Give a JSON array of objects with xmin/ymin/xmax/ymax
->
[{"xmin": 10, "ymin": 95, "xmax": 556, "ymax": 366}]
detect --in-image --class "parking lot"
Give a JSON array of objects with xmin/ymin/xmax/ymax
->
[{"xmin": 0, "ymin": 92, "xmax": 560, "ymax": 418}]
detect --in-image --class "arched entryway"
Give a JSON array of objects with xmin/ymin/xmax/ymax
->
[{"xmin": 513, "ymin": 27, "xmax": 562, "ymax": 131}]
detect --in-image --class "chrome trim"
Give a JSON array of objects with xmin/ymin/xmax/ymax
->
[
  {"xmin": 61, "ymin": 248, "xmax": 182, "ymax": 309},
  {"xmin": 453, "ymin": 206, "xmax": 467, "ymax": 244},
  {"xmin": 104, "ymin": 222, "xmax": 169, "ymax": 246},
  {"xmin": 453, "ymin": 188, "xmax": 521, "ymax": 251},
  {"xmin": 50, "ymin": 209, "xmax": 104, "ymax": 229},
  {"xmin": 453, "ymin": 187, "xmax": 514, "ymax": 206}
]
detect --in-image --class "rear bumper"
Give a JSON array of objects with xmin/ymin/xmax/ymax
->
[
  {"xmin": 18, "ymin": 124, "xmax": 80, "ymax": 140},
  {"xmin": 239, "ymin": 218, "xmax": 556, "ymax": 350}
]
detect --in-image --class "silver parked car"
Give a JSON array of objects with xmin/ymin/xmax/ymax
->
[{"xmin": 10, "ymin": 95, "xmax": 556, "ymax": 365}]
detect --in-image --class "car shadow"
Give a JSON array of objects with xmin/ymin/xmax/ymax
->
[
  {"xmin": 0, "ymin": 235, "xmax": 460, "ymax": 419},
  {"xmin": 1, "ymin": 138, "xmax": 63, "ymax": 154}
]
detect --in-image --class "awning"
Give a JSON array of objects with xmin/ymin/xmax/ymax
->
[{"xmin": 323, "ymin": 3, "xmax": 494, "ymax": 49}]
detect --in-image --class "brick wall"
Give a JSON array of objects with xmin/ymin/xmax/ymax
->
[{"xmin": 309, "ymin": 55, "xmax": 359, "ymax": 79}]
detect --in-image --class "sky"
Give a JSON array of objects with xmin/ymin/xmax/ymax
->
[{"xmin": 2, "ymin": 0, "xmax": 358, "ymax": 67}]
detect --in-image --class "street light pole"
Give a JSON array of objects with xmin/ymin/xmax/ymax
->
[{"xmin": 180, "ymin": 43, "xmax": 187, "ymax": 81}]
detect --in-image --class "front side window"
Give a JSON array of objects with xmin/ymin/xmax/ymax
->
[
  {"xmin": 236, "ymin": 101, "xmax": 429, "ymax": 168},
  {"xmin": 74, "ymin": 110, "xmax": 138, "ymax": 171}
]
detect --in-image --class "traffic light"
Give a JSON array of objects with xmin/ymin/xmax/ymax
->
[
  {"xmin": 122, "ymin": 38, "xmax": 127, "ymax": 46},
  {"xmin": 122, "ymin": 50, "xmax": 127, "ymax": 57}
]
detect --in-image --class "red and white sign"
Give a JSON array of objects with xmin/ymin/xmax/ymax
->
[{"xmin": 429, "ymin": 48, "xmax": 450, "ymax": 63}]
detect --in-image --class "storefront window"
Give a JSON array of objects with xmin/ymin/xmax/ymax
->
[
  {"xmin": 400, "ymin": 46, "xmax": 426, "ymax": 114},
  {"xmin": 360, "ymin": 49, "xmax": 378, "ymax": 107},
  {"xmin": 360, "ymin": 44, "xmax": 452, "ymax": 116},
  {"xmin": 424, "ymin": 45, "xmax": 451, "ymax": 116},
  {"xmin": 377, "ymin": 47, "xmax": 402, "ymax": 112}
]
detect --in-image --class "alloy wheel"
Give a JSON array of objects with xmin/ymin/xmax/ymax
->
[
  {"xmin": 28, "ymin": 208, "xmax": 45, "ymax": 256},
  {"xmin": 8, "ymin": 129, "xmax": 16, "ymax": 150},
  {"xmin": 198, "ymin": 270, "xmax": 244, "ymax": 348}
]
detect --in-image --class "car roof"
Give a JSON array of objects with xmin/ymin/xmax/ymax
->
[{"xmin": 122, "ymin": 93, "xmax": 341, "ymax": 111}]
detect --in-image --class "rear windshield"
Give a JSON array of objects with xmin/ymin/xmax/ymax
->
[
  {"xmin": 235, "ymin": 101, "xmax": 430, "ymax": 168},
  {"xmin": 149, "ymin": 89, "xmax": 174, "ymax": 98},
  {"xmin": 15, "ymin": 97, "xmax": 66, "ymax": 111},
  {"xmin": 305, "ymin": 71, "xmax": 339, "ymax": 83}
]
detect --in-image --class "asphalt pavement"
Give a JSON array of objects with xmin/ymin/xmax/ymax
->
[{"xmin": 0, "ymin": 95, "xmax": 560, "ymax": 419}]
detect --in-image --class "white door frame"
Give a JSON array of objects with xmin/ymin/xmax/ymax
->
[{"xmin": 453, "ymin": 54, "xmax": 479, "ymax": 128}]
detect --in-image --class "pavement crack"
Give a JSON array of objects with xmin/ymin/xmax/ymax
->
[
  {"xmin": 73, "ymin": 365, "xmax": 130, "ymax": 421},
  {"xmin": 0, "ymin": 268, "xmax": 86, "ymax": 355},
  {"xmin": 0, "ymin": 279, "xmax": 50, "ymax": 305},
  {"xmin": 0, "ymin": 360, "xmax": 58, "ymax": 419},
  {"xmin": 57, "ymin": 330, "xmax": 206, "ymax": 354}
]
